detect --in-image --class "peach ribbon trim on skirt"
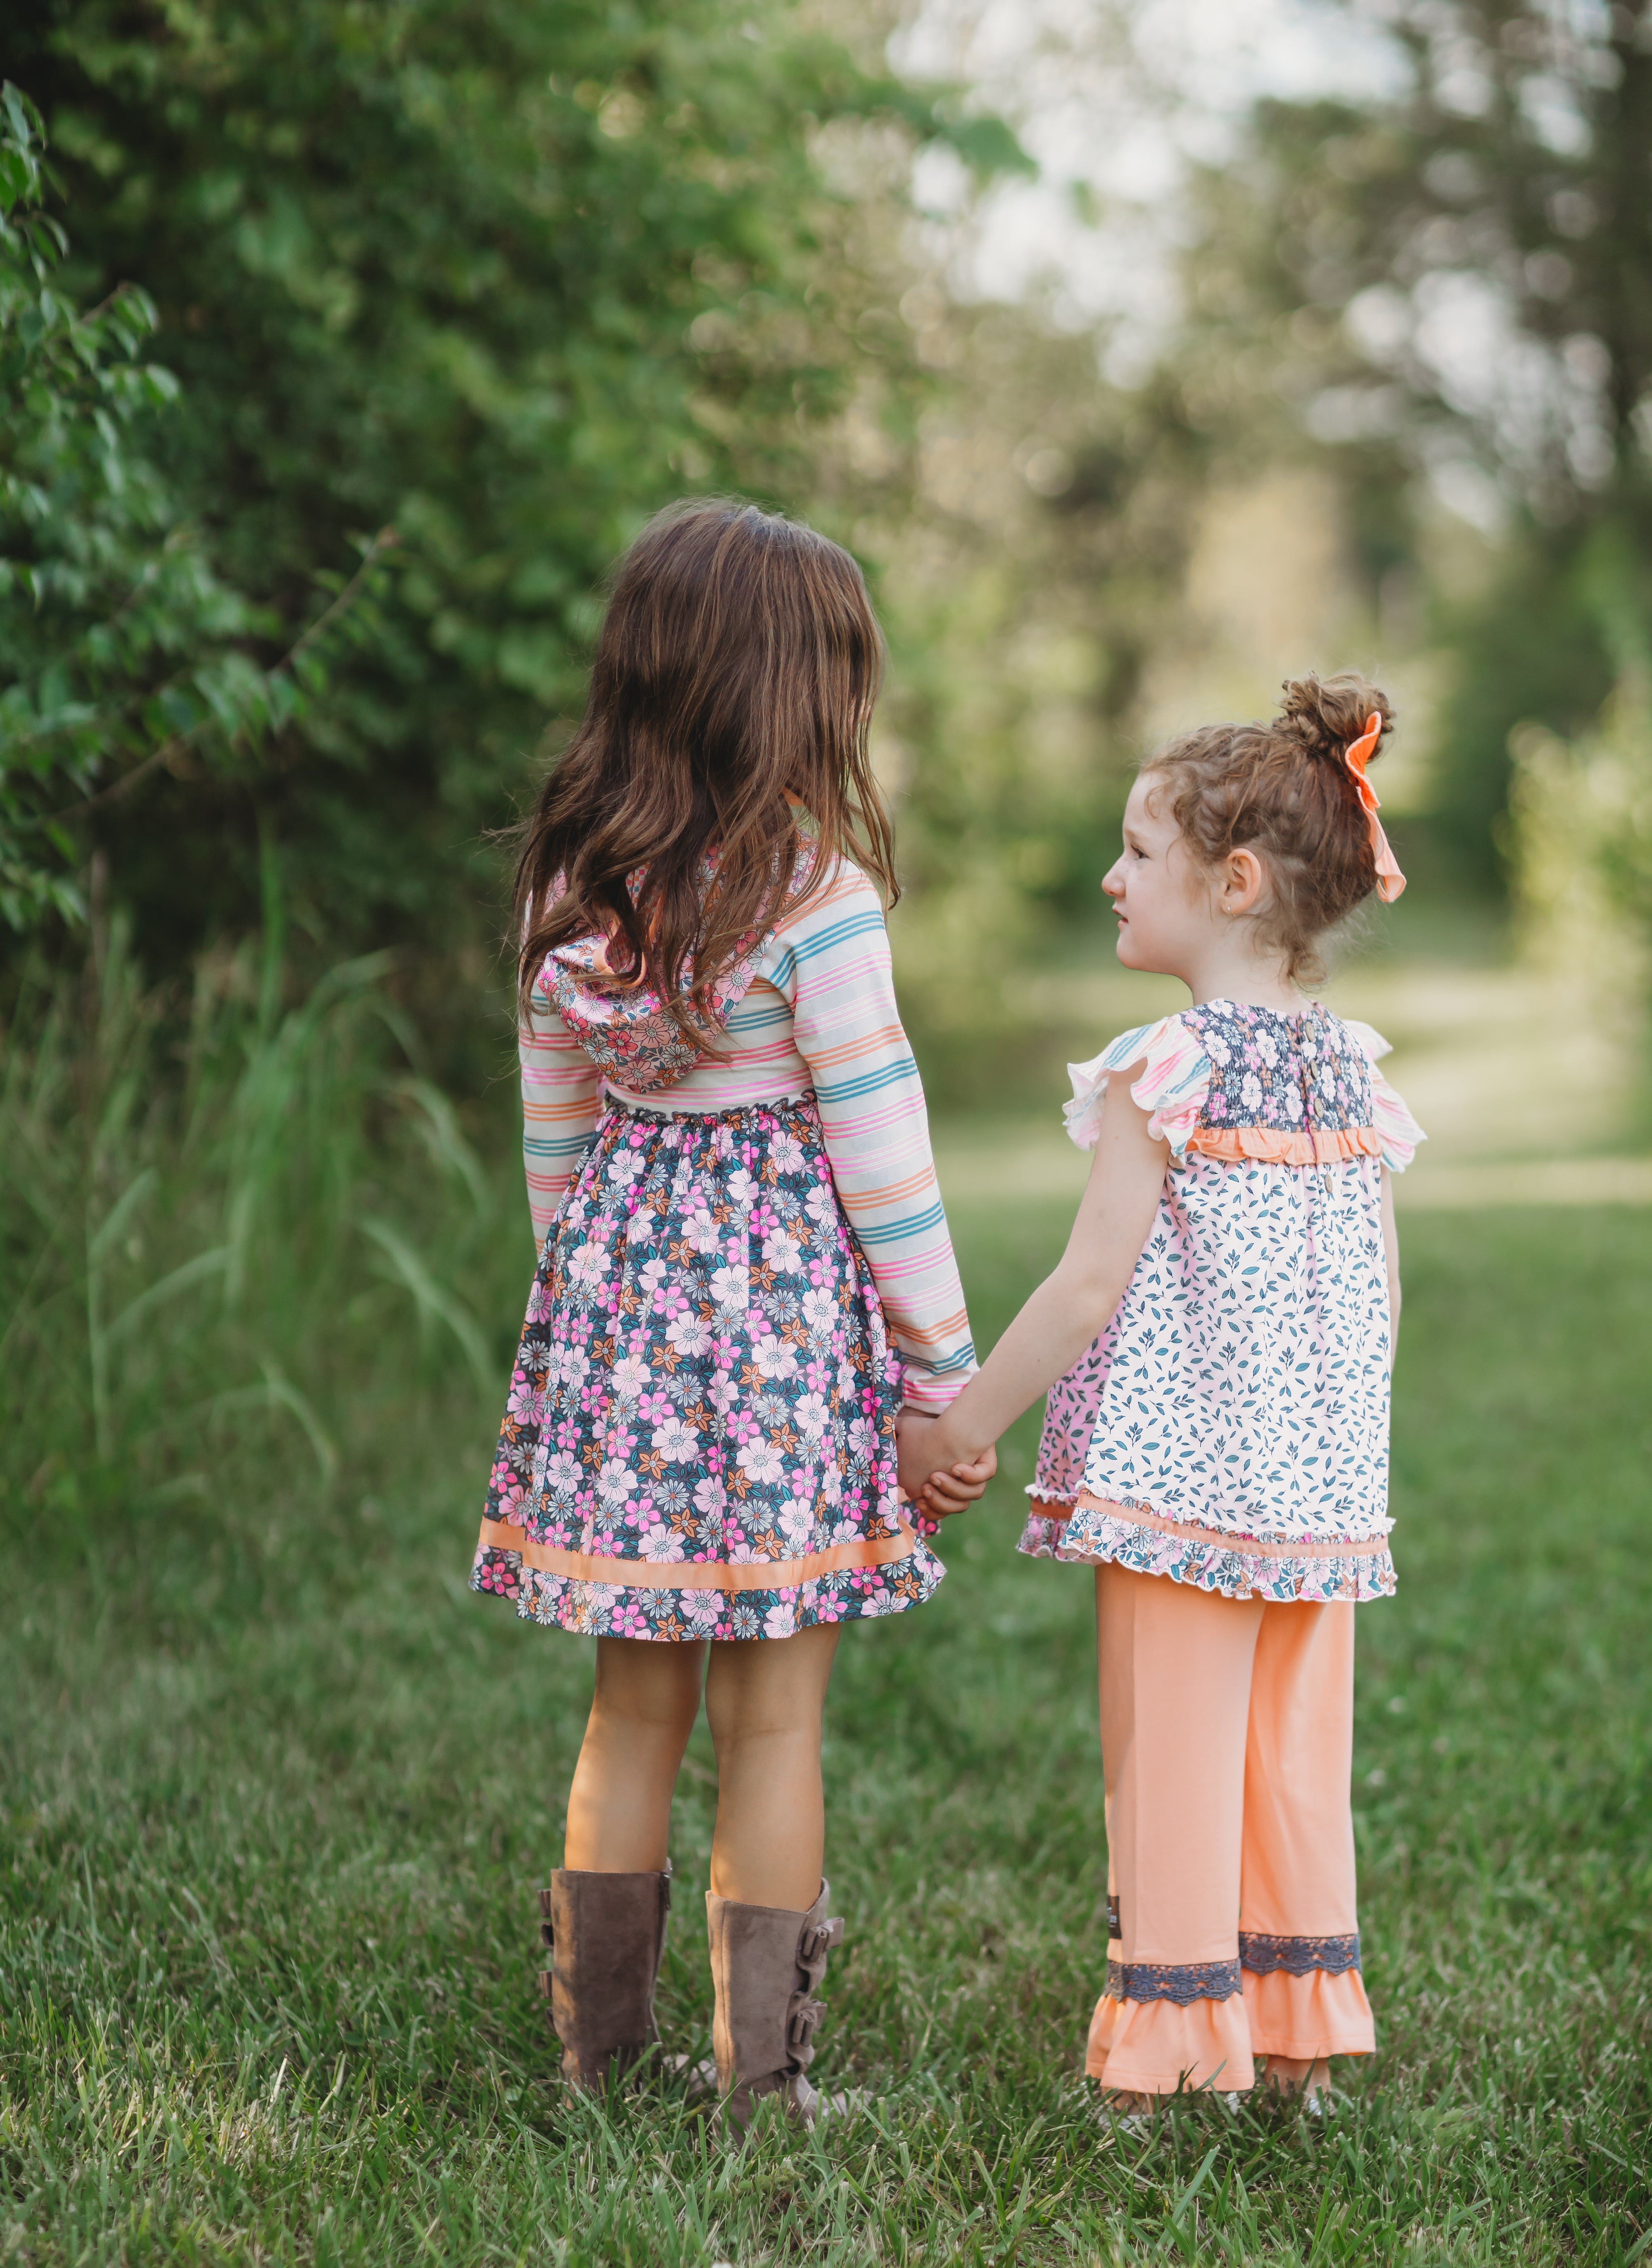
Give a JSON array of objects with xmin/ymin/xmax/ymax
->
[
  {"xmin": 1032, "ymin": 1496, "xmax": 1394, "ymax": 1562},
  {"xmin": 474, "ymin": 1515, "xmax": 921, "ymax": 1592}
]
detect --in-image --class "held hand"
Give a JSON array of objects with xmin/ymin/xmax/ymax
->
[
  {"xmin": 895, "ymin": 1409, "xmax": 947, "ymax": 1506},
  {"xmin": 918, "ymin": 1444, "xmax": 997, "ymax": 1522},
  {"xmin": 896, "ymin": 1409, "xmax": 997, "ymax": 1533}
]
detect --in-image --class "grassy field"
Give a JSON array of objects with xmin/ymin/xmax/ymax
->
[{"xmin": 3, "ymin": 1061, "xmax": 1650, "ymax": 2268}]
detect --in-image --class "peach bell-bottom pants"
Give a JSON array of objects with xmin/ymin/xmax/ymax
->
[{"xmin": 1087, "ymin": 1562, "xmax": 1376, "ymax": 2096}]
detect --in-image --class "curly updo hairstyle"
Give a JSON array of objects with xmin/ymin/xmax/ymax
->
[{"xmin": 1142, "ymin": 671, "xmax": 1396, "ymax": 984}]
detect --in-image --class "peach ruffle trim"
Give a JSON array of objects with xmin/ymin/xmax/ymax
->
[
  {"xmin": 1087, "ymin": 1967, "xmax": 1374, "ymax": 2094},
  {"xmin": 1087, "ymin": 1985, "xmax": 1254, "ymax": 2096},
  {"xmin": 1053, "ymin": 1496, "xmax": 1392, "ymax": 1561},
  {"xmin": 1243, "ymin": 1965, "xmax": 1375, "ymax": 2061},
  {"xmin": 1183, "ymin": 1124, "xmax": 1386, "ymax": 1167}
]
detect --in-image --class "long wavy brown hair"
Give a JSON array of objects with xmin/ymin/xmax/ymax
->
[{"xmin": 514, "ymin": 499, "xmax": 897, "ymax": 1032}]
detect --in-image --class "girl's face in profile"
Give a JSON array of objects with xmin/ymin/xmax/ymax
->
[{"xmin": 1101, "ymin": 775, "xmax": 1211, "ymax": 977}]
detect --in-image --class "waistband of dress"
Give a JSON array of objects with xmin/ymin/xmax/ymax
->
[{"xmin": 602, "ymin": 1085, "xmax": 816, "ymax": 1124}]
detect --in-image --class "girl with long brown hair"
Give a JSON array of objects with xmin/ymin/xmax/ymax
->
[{"xmin": 470, "ymin": 500, "xmax": 989, "ymax": 2128}]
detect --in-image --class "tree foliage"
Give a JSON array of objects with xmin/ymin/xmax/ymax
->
[
  {"xmin": 1194, "ymin": 0, "xmax": 1652, "ymax": 876},
  {"xmin": 8, "ymin": 0, "xmax": 1017, "ymax": 1009},
  {"xmin": 0, "ymin": 82, "xmax": 389, "ymax": 933}
]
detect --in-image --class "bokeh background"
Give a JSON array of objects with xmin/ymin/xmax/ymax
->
[{"xmin": 3, "ymin": 4, "xmax": 1651, "ymax": 2261}]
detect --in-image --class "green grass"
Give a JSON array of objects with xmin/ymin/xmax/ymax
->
[{"xmin": 2, "ymin": 956, "xmax": 1650, "ymax": 2259}]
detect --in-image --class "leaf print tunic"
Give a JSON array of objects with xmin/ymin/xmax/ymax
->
[{"xmin": 1021, "ymin": 1001, "xmax": 1425, "ymax": 1604}]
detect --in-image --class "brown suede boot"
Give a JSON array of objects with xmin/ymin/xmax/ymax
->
[
  {"xmin": 538, "ymin": 1864, "xmax": 672, "ymax": 2089},
  {"xmin": 705, "ymin": 1878, "xmax": 845, "ymax": 2132}
]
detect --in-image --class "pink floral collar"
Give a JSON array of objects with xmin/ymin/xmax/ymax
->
[{"xmin": 537, "ymin": 842, "xmax": 817, "ymax": 1094}]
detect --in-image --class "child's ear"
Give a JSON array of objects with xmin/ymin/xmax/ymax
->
[{"xmin": 1221, "ymin": 846, "xmax": 1268, "ymax": 916}]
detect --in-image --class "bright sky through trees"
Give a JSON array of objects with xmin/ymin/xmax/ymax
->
[{"xmin": 898, "ymin": 0, "xmax": 1406, "ymax": 356}]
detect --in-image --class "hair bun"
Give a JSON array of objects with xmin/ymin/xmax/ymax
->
[{"xmin": 1275, "ymin": 672, "xmax": 1392, "ymax": 761}]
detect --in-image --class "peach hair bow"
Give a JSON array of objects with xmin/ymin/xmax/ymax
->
[{"xmin": 1343, "ymin": 712, "xmax": 1405, "ymax": 903}]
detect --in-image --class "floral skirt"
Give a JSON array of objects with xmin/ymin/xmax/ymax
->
[{"xmin": 470, "ymin": 1094, "xmax": 944, "ymax": 1641}]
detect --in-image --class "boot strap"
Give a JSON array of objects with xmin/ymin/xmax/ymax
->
[
  {"xmin": 538, "ymin": 1888, "xmax": 555, "ymax": 2018},
  {"xmin": 538, "ymin": 1890, "xmax": 555, "ymax": 2018},
  {"xmin": 786, "ymin": 1992, "xmax": 824, "ymax": 2063},
  {"xmin": 800, "ymin": 1916, "xmax": 843, "ymax": 1966}
]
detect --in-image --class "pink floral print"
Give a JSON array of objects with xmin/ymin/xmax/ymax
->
[{"xmin": 471, "ymin": 1094, "xmax": 945, "ymax": 1640}]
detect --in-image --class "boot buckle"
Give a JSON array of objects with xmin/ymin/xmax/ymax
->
[
  {"xmin": 802, "ymin": 1917, "xmax": 843, "ymax": 1964},
  {"xmin": 786, "ymin": 1994, "xmax": 824, "ymax": 2056}
]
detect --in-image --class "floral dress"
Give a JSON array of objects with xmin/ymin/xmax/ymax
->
[
  {"xmin": 470, "ymin": 855, "xmax": 975, "ymax": 1641},
  {"xmin": 1021, "ymin": 999, "xmax": 1425, "ymax": 1603}
]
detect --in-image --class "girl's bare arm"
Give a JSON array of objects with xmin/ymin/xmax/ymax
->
[{"xmin": 898, "ymin": 1067, "xmax": 1168, "ymax": 1489}]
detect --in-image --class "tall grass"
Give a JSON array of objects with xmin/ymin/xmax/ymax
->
[{"xmin": 0, "ymin": 883, "xmax": 514, "ymax": 1614}]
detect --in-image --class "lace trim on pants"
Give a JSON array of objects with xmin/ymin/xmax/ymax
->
[
  {"xmin": 1105, "ymin": 1957, "xmax": 1243, "ymax": 2006},
  {"xmin": 1238, "ymin": 1930, "xmax": 1362, "ymax": 1976}
]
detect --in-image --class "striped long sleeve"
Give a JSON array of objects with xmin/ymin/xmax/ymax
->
[
  {"xmin": 519, "ymin": 994, "xmax": 603, "ymax": 1249},
  {"xmin": 765, "ymin": 864, "xmax": 975, "ymax": 1412}
]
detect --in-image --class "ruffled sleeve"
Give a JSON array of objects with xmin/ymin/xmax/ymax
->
[
  {"xmin": 1063, "ymin": 1014, "xmax": 1211, "ymax": 1160},
  {"xmin": 1342, "ymin": 1019, "xmax": 1427, "ymax": 1172}
]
